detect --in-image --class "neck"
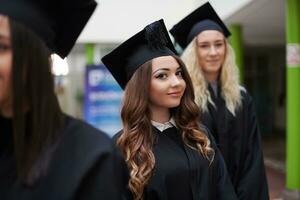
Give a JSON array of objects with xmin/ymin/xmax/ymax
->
[
  {"xmin": 149, "ymin": 105, "xmax": 170, "ymax": 123},
  {"xmin": 204, "ymin": 72, "xmax": 219, "ymax": 83},
  {"xmin": 0, "ymin": 104, "xmax": 13, "ymax": 118}
]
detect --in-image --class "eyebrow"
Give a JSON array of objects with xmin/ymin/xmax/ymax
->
[{"xmin": 152, "ymin": 66, "xmax": 182, "ymax": 74}]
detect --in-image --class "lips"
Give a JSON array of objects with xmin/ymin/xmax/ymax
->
[
  {"xmin": 207, "ymin": 59, "xmax": 219, "ymax": 63},
  {"xmin": 167, "ymin": 91, "xmax": 183, "ymax": 97}
]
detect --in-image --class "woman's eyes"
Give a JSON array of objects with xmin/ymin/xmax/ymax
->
[
  {"xmin": 199, "ymin": 44, "xmax": 209, "ymax": 49},
  {"xmin": 155, "ymin": 73, "xmax": 168, "ymax": 79},
  {"xmin": 176, "ymin": 70, "xmax": 183, "ymax": 77},
  {"xmin": 215, "ymin": 43, "xmax": 224, "ymax": 47},
  {"xmin": 198, "ymin": 43, "xmax": 224, "ymax": 49},
  {"xmin": 0, "ymin": 43, "xmax": 11, "ymax": 52},
  {"xmin": 155, "ymin": 70, "xmax": 183, "ymax": 79}
]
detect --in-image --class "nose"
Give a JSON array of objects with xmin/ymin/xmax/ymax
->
[
  {"xmin": 208, "ymin": 45, "xmax": 217, "ymax": 55},
  {"xmin": 170, "ymin": 75, "xmax": 181, "ymax": 87}
]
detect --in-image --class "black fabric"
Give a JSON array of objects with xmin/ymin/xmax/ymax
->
[
  {"xmin": 200, "ymin": 87, "xmax": 270, "ymax": 200},
  {"xmin": 170, "ymin": 2, "xmax": 231, "ymax": 49},
  {"xmin": 0, "ymin": 0, "xmax": 97, "ymax": 58},
  {"xmin": 0, "ymin": 115, "xmax": 13, "ymax": 155},
  {"xmin": 101, "ymin": 19, "xmax": 177, "ymax": 90},
  {"xmin": 115, "ymin": 126, "xmax": 237, "ymax": 200},
  {"xmin": 0, "ymin": 115, "xmax": 16, "ymax": 196},
  {"xmin": 0, "ymin": 114, "xmax": 129, "ymax": 200}
]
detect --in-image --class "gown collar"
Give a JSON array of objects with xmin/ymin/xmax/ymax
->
[
  {"xmin": 208, "ymin": 80, "xmax": 219, "ymax": 98},
  {"xmin": 151, "ymin": 117, "xmax": 177, "ymax": 132}
]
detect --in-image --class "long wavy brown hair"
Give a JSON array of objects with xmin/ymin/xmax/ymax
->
[{"xmin": 117, "ymin": 55, "xmax": 214, "ymax": 200}]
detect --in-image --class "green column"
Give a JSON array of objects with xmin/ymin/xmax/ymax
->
[
  {"xmin": 286, "ymin": 0, "xmax": 300, "ymax": 189},
  {"xmin": 229, "ymin": 24, "xmax": 244, "ymax": 83},
  {"xmin": 85, "ymin": 43, "xmax": 95, "ymax": 65}
]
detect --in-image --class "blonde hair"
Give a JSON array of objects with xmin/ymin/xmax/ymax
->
[{"xmin": 181, "ymin": 37, "xmax": 242, "ymax": 115}]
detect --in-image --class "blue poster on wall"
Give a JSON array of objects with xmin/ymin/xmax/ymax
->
[{"xmin": 84, "ymin": 64, "xmax": 123, "ymax": 137}]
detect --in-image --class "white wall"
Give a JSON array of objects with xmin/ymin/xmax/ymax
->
[{"xmin": 77, "ymin": 0, "xmax": 251, "ymax": 43}]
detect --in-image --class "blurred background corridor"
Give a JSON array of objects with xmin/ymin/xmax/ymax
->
[{"xmin": 51, "ymin": 0, "xmax": 299, "ymax": 199}]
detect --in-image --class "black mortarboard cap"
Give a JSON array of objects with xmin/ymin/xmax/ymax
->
[
  {"xmin": 170, "ymin": 2, "xmax": 231, "ymax": 49},
  {"xmin": 101, "ymin": 19, "xmax": 177, "ymax": 90},
  {"xmin": 0, "ymin": 0, "xmax": 97, "ymax": 58}
]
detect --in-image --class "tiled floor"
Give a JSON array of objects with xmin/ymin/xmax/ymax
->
[
  {"xmin": 262, "ymin": 135, "xmax": 300, "ymax": 200},
  {"xmin": 266, "ymin": 165, "xmax": 285, "ymax": 199}
]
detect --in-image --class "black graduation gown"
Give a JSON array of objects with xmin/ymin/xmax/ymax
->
[
  {"xmin": 118, "ymin": 126, "xmax": 237, "ymax": 200},
  {"xmin": 200, "ymin": 85, "xmax": 269, "ymax": 200},
  {"xmin": 0, "ymin": 114, "xmax": 129, "ymax": 200}
]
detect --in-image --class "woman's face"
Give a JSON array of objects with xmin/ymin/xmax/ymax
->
[
  {"xmin": 196, "ymin": 30, "xmax": 226, "ymax": 80},
  {"xmin": 149, "ymin": 56, "xmax": 186, "ymax": 112},
  {"xmin": 0, "ymin": 15, "xmax": 12, "ymax": 115}
]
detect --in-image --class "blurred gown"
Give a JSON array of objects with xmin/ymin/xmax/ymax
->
[
  {"xmin": 118, "ymin": 126, "xmax": 238, "ymax": 200},
  {"xmin": 0, "ymin": 114, "xmax": 128, "ymax": 200},
  {"xmin": 200, "ymin": 84, "xmax": 269, "ymax": 200}
]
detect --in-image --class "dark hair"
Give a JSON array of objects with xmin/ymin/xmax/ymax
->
[
  {"xmin": 9, "ymin": 18, "xmax": 64, "ymax": 186},
  {"xmin": 117, "ymin": 55, "xmax": 214, "ymax": 200}
]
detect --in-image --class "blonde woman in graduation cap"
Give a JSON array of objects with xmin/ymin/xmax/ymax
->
[
  {"xmin": 102, "ymin": 19, "xmax": 237, "ymax": 200},
  {"xmin": 0, "ymin": 0, "xmax": 128, "ymax": 199},
  {"xmin": 170, "ymin": 2, "xmax": 269, "ymax": 200}
]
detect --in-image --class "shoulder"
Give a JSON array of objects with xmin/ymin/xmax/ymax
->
[
  {"xmin": 239, "ymin": 85, "xmax": 253, "ymax": 105},
  {"xmin": 198, "ymin": 124, "xmax": 210, "ymax": 137},
  {"xmin": 59, "ymin": 115, "xmax": 114, "ymax": 156},
  {"xmin": 42, "ymin": 115, "xmax": 128, "ymax": 198},
  {"xmin": 48, "ymin": 115, "xmax": 127, "ymax": 178},
  {"xmin": 63, "ymin": 115, "xmax": 110, "ymax": 141},
  {"xmin": 239, "ymin": 85, "xmax": 247, "ymax": 93},
  {"xmin": 198, "ymin": 124, "xmax": 218, "ymax": 148},
  {"xmin": 112, "ymin": 129, "xmax": 124, "ymax": 144}
]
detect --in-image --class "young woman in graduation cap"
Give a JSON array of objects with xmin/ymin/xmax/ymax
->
[
  {"xmin": 102, "ymin": 19, "xmax": 237, "ymax": 200},
  {"xmin": 0, "ymin": 0, "xmax": 128, "ymax": 199},
  {"xmin": 170, "ymin": 2, "xmax": 269, "ymax": 200}
]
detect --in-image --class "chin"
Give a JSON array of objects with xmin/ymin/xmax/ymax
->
[
  {"xmin": 167, "ymin": 101, "xmax": 181, "ymax": 108},
  {"xmin": 206, "ymin": 66, "xmax": 221, "ymax": 74},
  {"xmin": 209, "ymin": 63, "xmax": 220, "ymax": 69}
]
